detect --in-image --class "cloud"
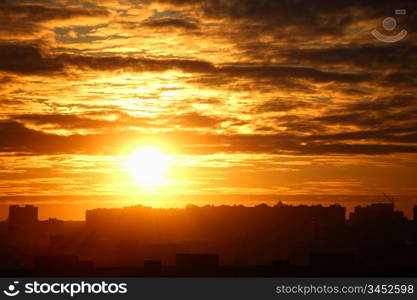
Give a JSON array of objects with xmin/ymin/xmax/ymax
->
[
  {"xmin": 306, "ymin": 125, "xmax": 417, "ymax": 145},
  {"xmin": 0, "ymin": 42, "xmax": 214, "ymax": 75},
  {"xmin": 282, "ymin": 45, "xmax": 417, "ymax": 71},
  {"xmin": 169, "ymin": 112, "xmax": 229, "ymax": 128},
  {"xmin": 0, "ymin": 22, "xmax": 52, "ymax": 40},
  {"xmin": 255, "ymin": 99, "xmax": 310, "ymax": 113},
  {"xmin": 0, "ymin": 3, "xmax": 111, "ymax": 26},
  {"xmin": 312, "ymin": 95, "xmax": 417, "ymax": 129},
  {"xmin": 2, "ymin": 121, "xmax": 417, "ymax": 156},
  {"xmin": 0, "ymin": 43, "xmax": 62, "ymax": 75},
  {"xmin": 12, "ymin": 112, "xmax": 153, "ymax": 130},
  {"xmin": 0, "ymin": 42, "xmax": 373, "ymax": 87},
  {"xmin": 1, "ymin": 0, "xmax": 417, "ymax": 200},
  {"xmin": 142, "ymin": 18, "xmax": 200, "ymax": 31},
  {"xmin": 11, "ymin": 111, "xmax": 229, "ymax": 131},
  {"xmin": 144, "ymin": 0, "xmax": 417, "ymax": 43},
  {"xmin": 217, "ymin": 65, "xmax": 372, "ymax": 84},
  {"xmin": 56, "ymin": 52, "xmax": 215, "ymax": 73},
  {"xmin": 314, "ymin": 113, "xmax": 382, "ymax": 127},
  {"xmin": 350, "ymin": 95, "xmax": 417, "ymax": 111}
]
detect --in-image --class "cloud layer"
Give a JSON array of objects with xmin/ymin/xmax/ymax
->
[{"xmin": 0, "ymin": 0, "xmax": 416, "ymax": 197}]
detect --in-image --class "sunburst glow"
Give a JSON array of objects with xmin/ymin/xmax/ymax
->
[{"xmin": 126, "ymin": 146, "xmax": 171, "ymax": 186}]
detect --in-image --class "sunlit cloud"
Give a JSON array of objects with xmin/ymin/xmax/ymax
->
[{"xmin": 0, "ymin": 0, "xmax": 416, "ymax": 203}]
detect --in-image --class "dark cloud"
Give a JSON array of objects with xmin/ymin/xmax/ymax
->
[
  {"xmin": 282, "ymin": 45, "xmax": 417, "ymax": 71},
  {"xmin": 218, "ymin": 65, "xmax": 372, "ymax": 84},
  {"xmin": 280, "ymin": 119, "xmax": 324, "ymax": 134},
  {"xmin": 152, "ymin": 0, "xmax": 414, "ymax": 73},
  {"xmin": 312, "ymin": 95, "xmax": 417, "ymax": 129},
  {"xmin": 0, "ymin": 43, "xmax": 62, "ymax": 75},
  {"xmin": 0, "ymin": 43, "xmax": 373, "ymax": 86},
  {"xmin": 2, "ymin": 121, "xmax": 417, "ymax": 156},
  {"xmin": 0, "ymin": 42, "xmax": 215, "ymax": 75},
  {"xmin": 170, "ymin": 112, "xmax": 228, "ymax": 128},
  {"xmin": 0, "ymin": 121, "xmax": 74, "ymax": 154},
  {"xmin": 0, "ymin": 75, "xmax": 12, "ymax": 84},
  {"xmin": 255, "ymin": 99, "xmax": 310, "ymax": 113},
  {"xmin": 145, "ymin": 0, "xmax": 417, "ymax": 38},
  {"xmin": 0, "ymin": 3, "xmax": 110, "ymax": 24},
  {"xmin": 330, "ymin": 87, "xmax": 373, "ymax": 96},
  {"xmin": 12, "ymin": 111, "xmax": 229, "ymax": 130},
  {"xmin": 307, "ymin": 124, "xmax": 417, "ymax": 144},
  {"xmin": 380, "ymin": 71, "xmax": 417, "ymax": 87},
  {"xmin": 55, "ymin": 52, "xmax": 214, "ymax": 73},
  {"xmin": 142, "ymin": 18, "xmax": 200, "ymax": 31},
  {"xmin": 314, "ymin": 113, "xmax": 382, "ymax": 127},
  {"xmin": 13, "ymin": 113, "xmax": 154, "ymax": 130},
  {"xmin": 0, "ymin": 2, "xmax": 110, "ymax": 41},
  {"xmin": 297, "ymin": 142, "xmax": 417, "ymax": 155},
  {"xmin": 0, "ymin": 21, "xmax": 47, "ymax": 39},
  {"xmin": 350, "ymin": 95, "xmax": 417, "ymax": 111}
]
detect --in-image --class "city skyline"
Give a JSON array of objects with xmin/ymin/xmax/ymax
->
[
  {"xmin": 1, "ymin": 201, "xmax": 417, "ymax": 277},
  {"xmin": 1, "ymin": 194, "xmax": 417, "ymax": 220},
  {"xmin": 0, "ymin": 0, "xmax": 417, "ymax": 218}
]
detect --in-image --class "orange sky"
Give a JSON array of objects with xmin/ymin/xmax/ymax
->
[{"xmin": 0, "ymin": 0, "xmax": 417, "ymax": 214}]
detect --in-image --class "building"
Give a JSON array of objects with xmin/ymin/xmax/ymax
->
[
  {"xmin": 349, "ymin": 203, "xmax": 406, "ymax": 226},
  {"xmin": 38, "ymin": 218, "xmax": 64, "ymax": 235},
  {"xmin": 8, "ymin": 205, "xmax": 38, "ymax": 233},
  {"xmin": 348, "ymin": 203, "xmax": 408, "ymax": 244}
]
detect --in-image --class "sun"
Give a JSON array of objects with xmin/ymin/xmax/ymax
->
[{"xmin": 126, "ymin": 146, "xmax": 171, "ymax": 186}]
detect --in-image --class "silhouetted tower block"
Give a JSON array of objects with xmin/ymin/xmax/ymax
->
[
  {"xmin": 144, "ymin": 260, "xmax": 162, "ymax": 276},
  {"xmin": 349, "ymin": 203, "xmax": 402, "ymax": 224},
  {"xmin": 312, "ymin": 205, "xmax": 346, "ymax": 238},
  {"xmin": 8, "ymin": 205, "xmax": 38, "ymax": 233},
  {"xmin": 176, "ymin": 253, "xmax": 219, "ymax": 275},
  {"xmin": 348, "ymin": 203, "xmax": 406, "ymax": 243},
  {"xmin": 313, "ymin": 205, "xmax": 346, "ymax": 227},
  {"xmin": 349, "ymin": 203, "xmax": 406, "ymax": 228}
]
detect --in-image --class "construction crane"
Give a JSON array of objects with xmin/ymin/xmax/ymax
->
[{"xmin": 382, "ymin": 193, "xmax": 395, "ymax": 208}]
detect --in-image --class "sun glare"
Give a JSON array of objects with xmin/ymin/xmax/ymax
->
[{"xmin": 126, "ymin": 146, "xmax": 171, "ymax": 186}]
